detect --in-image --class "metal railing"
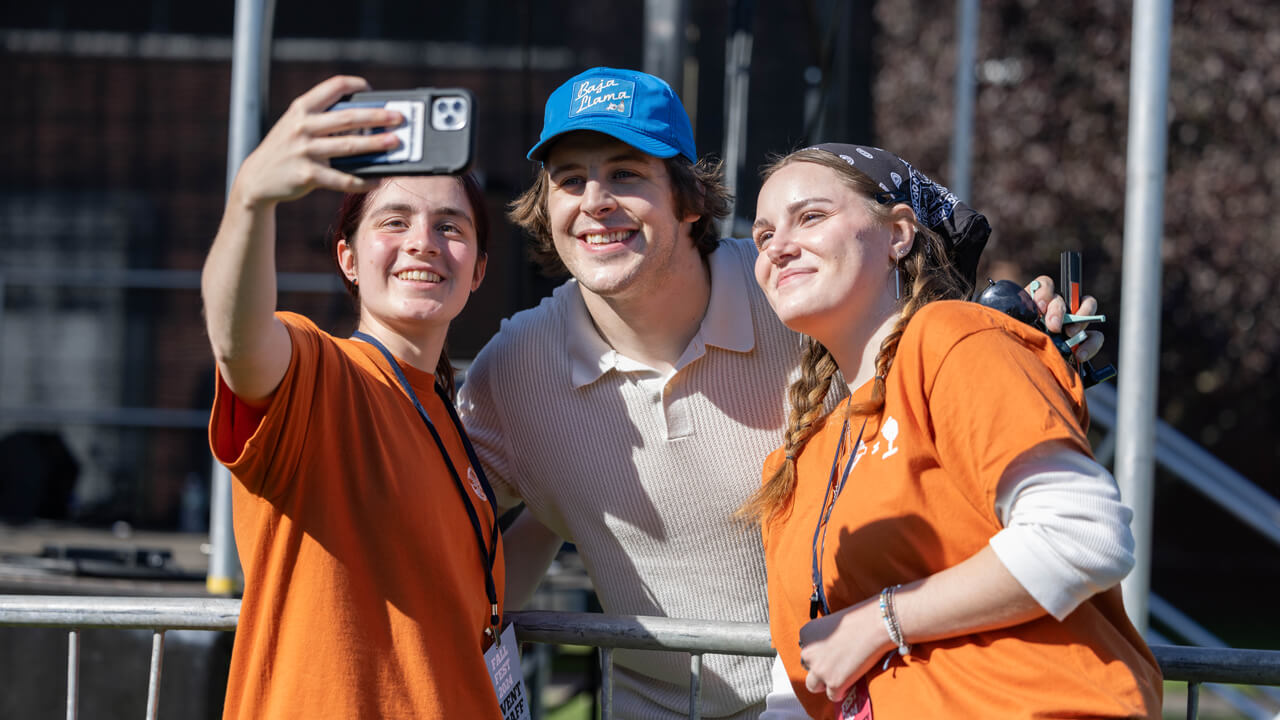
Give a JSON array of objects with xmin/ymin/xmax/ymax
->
[
  {"xmin": 3, "ymin": 595, "xmax": 1280, "ymax": 720},
  {"xmin": 0, "ymin": 596, "xmax": 239, "ymax": 720}
]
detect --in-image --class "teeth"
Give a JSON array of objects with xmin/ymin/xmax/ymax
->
[
  {"xmin": 397, "ymin": 270, "xmax": 442, "ymax": 282},
  {"xmin": 582, "ymin": 230, "xmax": 632, "ymax": 245}
]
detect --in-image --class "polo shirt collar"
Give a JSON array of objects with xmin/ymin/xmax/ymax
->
[{"xmin": 565, "ymin": 244, "xmax": 756, "ymax": 388}]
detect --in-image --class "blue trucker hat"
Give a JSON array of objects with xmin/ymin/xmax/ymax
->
[{"xmin": 527, "ymin": 67, "xmax": 697, "ymax": 163}]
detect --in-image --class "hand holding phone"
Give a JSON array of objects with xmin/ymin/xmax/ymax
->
[{"xmin": 328, "ymin": 88, "xmax": 475, "ymax": 176}]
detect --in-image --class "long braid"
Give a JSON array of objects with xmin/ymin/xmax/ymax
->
[{"xmin": 738, "ymin": 338, "xmax": 838, "ymax": 523}]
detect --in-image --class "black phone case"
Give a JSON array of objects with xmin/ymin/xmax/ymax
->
[{"xmin": 329, "ymin": 88, "xmax": 474, "ymax": 176}]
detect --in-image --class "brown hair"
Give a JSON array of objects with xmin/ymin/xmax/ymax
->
[
  {"xmin": 507, "ymin": 154, "xmax": 732, "ymax": 276},
  {"xmin": 738, "ymin": 149, "xmax": 972, "ymax": 525},
  {"xmin": 329, "ymin": 173, "xmax": 490, "ymax": 401}
]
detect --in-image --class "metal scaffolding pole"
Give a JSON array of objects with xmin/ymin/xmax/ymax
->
[
  {"xmin": 643, "ymin": 0, "xmax": 688, "ymax": 96},
  {"xmin": 1115, "ymin": 0, "xmax": 1172, "ymax": 634},
  {"xmin": 949, "ymin": 0, "xmax": 979, "ymax": 201},
  {"xmin": 208, "ymin": 0, "xmax": 275, "ymax": 597},
  {"xmin": 722, "ymin": 0, "xmax": 755, "ymax": 234}
]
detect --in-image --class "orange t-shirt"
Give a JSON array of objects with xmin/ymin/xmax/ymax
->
[
  {"xmin": 762, "ymin": 301, "xmax": 1161, "ymax": 719},
  {"xmin": 210, "ymin": 312, "xmax": 504, "ymax": 719}
]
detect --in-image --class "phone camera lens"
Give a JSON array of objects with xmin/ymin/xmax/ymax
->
[{"xmin": 431, "ymin": 97, "xmax": 467, "ymax": 131}]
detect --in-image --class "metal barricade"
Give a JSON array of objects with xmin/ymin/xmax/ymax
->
[
  {"xmin": 2, "ymin": 594, "xmax": 1279, "ymax": 720},
  {"xmin": 0, "ymin": 596, "xmax": 238, "ymax": 720}
]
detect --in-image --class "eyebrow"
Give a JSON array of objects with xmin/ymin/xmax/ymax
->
[
  {"xmin": 367, "ymin": 203, "xmax": 474, "ymax": 226},
  {"xmin": 548, "ymin": 150, "xmax": 653, "ymax": 175},
  {"xmin": 752, "ymin": 197, "xmax": 834, "ymax": 229},
  {"xmin": 430, "ymin": 206, "xmax": 475, "ymax": 226},
  {"xmin": 367, "ymin": 202, "xmax": 415, "ymax": 217}
]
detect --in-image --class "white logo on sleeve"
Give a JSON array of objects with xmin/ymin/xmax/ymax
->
[
  {"xmin": 468, "ymin": 467, "xmax": 488, "ymax": 501},
  {"xmin": 880, "ymin": 417, "xmax": 900, "ymax": 459}
]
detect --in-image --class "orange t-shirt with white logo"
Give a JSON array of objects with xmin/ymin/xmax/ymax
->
[
  {"xmin": 763, "ymin": 301, "xmax": 1161, "ymax": 719},
  {"xmin": 210, "ymin": 312, "xmax": 504, "ymax": 719}
]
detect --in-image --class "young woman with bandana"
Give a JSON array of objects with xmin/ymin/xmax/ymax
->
[{"xmin": 745, "ymin": 144, "xmax": 1162, "ymax": 719}]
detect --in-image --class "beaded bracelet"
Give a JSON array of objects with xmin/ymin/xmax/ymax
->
[{"xmin": 878, "ymin": 584, "xmax": 911, "ymax": 667}]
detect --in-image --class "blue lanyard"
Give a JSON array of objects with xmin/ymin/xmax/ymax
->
[
  {"xmin": 809, "ymin": 415, "xmax": 868, "ymax": 619},
  {"xmin": 352, "ymin": 331, "xmax": 501, "ymax": 637}
]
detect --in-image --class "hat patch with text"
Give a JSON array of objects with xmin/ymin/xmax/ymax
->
[{"xmin": 572, "ymin": 78, "xmax": 635, "ymax": 118}]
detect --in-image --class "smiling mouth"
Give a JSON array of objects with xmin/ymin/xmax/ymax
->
[
  {"xmin": 396, "ymin": 269, "xmax": 443, "ymax": 282},
  {"xmin": 775, "ymin": 269, "xmax": 813, "ymax": 289},
  {"xmin": 581, "ymin": 230, "xmax": 634, "ymax": 246}
]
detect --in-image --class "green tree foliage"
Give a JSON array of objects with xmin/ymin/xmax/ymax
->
[{"xmin": 874, "ymin": 0, "xmax": 1280, "ymax": 490}]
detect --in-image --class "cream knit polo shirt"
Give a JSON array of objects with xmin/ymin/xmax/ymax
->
[{"xmin": 458, "ymin": 237, "xmax": 807, "ymax": 718}]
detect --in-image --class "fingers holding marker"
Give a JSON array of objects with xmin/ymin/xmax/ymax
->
[
  {"xmin": 1027, "ymin": 275, "xmax": 1073, "ymax": 335},
  {"xmin": 1061, "ymin": 294, "xmax": 1105, "ymax": 363},
  {"xmin": 1029, "ymin": 279, "xmax": 1104, "ymax": 338},
  {"xmin": 1069, "ymin": 330, "xmax": 1104, "ymax": 364},
  {"xmin": 1042, "ymin": 294, "xmax": 1070, "ymax": 335},
  {"xmin": 1063, "ymin": 294, "xmax": 1101, "ymax": 336}
]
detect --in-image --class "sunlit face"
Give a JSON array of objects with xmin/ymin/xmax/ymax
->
[
  {"xmin": 337, "ymin": 176, "xmax": 486, "ymax": 339},
  {"xmin": 752, "ymin": 161, "xmax": 906, "ymax": 342},
  {"xmin": 544, "ymin": 132, "xmax": 700, "ymax": 301}
]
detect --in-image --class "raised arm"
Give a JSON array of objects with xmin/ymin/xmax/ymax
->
[{"xmin": 201, "ymin": 75, "xmax": 398, "ymax": 403}]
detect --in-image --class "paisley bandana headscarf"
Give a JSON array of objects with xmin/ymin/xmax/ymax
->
[{"xmin": 807, "ymin": 143, "xmax": 991, "ymax": 289}]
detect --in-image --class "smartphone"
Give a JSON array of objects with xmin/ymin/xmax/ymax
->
[{"xmin": 328, "ymin": 88, "xmax": 474, "ymax": 176}]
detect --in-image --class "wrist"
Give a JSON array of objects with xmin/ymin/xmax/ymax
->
[
  {"xmin": 837, "ymin": 597, "xmax": 895, "ymax": 656},
  {"xmin": 228, "ymin": 179, "xmax": 278, "ymax": 214},
  {"xmin": 878, "ymin": 584, "xmax": 911, "ymax": 660}
]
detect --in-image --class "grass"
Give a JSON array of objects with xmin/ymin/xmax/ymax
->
[{"xmin": 543, "ymin": 692, "xmax": 593, "ymax": 720}]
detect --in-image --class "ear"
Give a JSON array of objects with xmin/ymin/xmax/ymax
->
[
  {"xmin": 681, "ymin": 176, "xmax": 705, "ymax": 225},
  {"xmin": 336, "ymin": 236, "xmax": 358, "ymax": 284},
  {"xmin": 470, "ymin": 253, "xmax": 488, "ymax": 292},
  {"xmin": 886, "ymin": 204, "xmax": 917, "ymax": 261}
]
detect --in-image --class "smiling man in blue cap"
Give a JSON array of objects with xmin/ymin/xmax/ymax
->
[{"xmin": 458, "ymin": 66, "xmax": 801, "ymax": 718}]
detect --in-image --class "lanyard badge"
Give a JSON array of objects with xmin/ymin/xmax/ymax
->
[
  {"xmin": 485, "ymin": 624, "xmax": 532, "ymax": 720},
  {"xmin": 809, "ymin": 416, "xmax": 868, "ymax": 619},
  {"xmin": 352, "ymin": 331, "xmax": 501, "ymax": 642}
]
